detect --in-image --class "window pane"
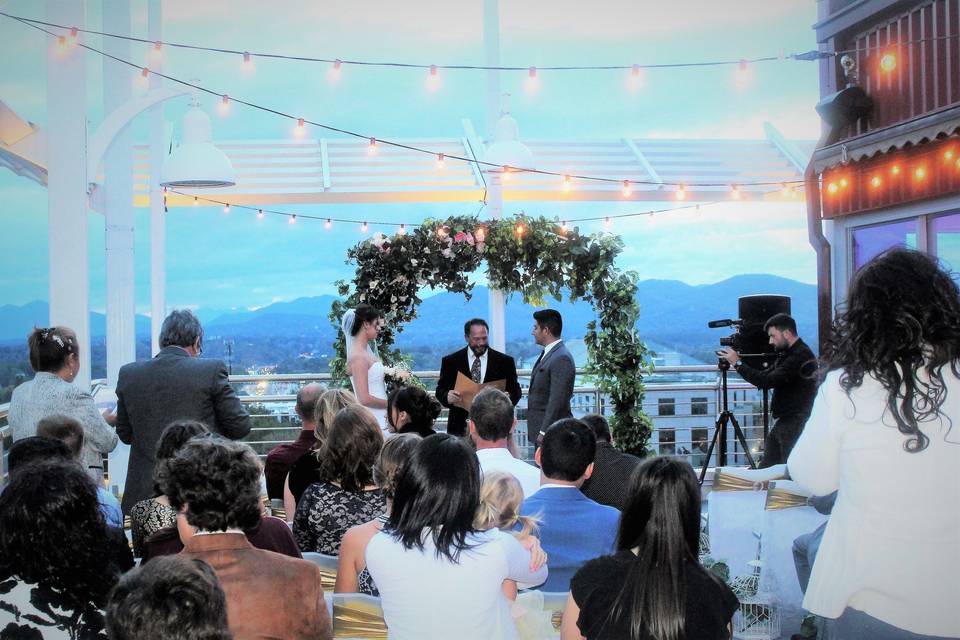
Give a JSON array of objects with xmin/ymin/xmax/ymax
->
[
  {"xmin": 691, "ymin": 397, "xmax": 709, "ymax": 416},
  {"xmin": 852, "ymin": 219, "xmax": 918, "ymax": 271},
  {"xmin": 930, "ymin": 211, "xmax": 960, "ymax": 278},
  {"xmin": 658, "ymin": 398, "xmax": 676, "ymax": 416},
  {"xmin": 659, "ymin": 428, "xmax": 676, "ymax": 455}
]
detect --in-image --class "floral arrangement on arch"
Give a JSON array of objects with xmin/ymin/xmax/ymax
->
[{"xmin": 328, "ymin": 212, "xmax": 655, "ymax": 455}]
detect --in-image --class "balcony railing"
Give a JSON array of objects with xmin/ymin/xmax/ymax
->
[{"xmin": 0, "ymin": 365, "xmax": 769, "ymax": 477}]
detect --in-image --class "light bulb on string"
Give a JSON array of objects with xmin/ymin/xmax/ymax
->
[
  {"xmin": 223, "ymin": 204, "xmax": 231, "ymax": 214},
  {"xmin": 675, "ymin": 184, "xmax": 687, "ymax": 201},
  {"xmin": 880, "ymin": 53, "xmax": 897, "ymax": 72},
  {"xmin": 891, "ymin": 164, "xmax": 901, "ymax": 176},
  {"xmin": 944, "ymin": 149, "xmax": 955, "ymax": 161},
  {"xmin": 560, "ymin": 220, "xmax": 568, "ymax": 234},
  {"xmin": 368, "ymin": 137, "xmax": 378, "ymax": 155},
  {"xmin": 525, "ymin": 66, "xmax": 540, "ymax": 94},
  {"xmin": 915, "ymin": 166, "xmax": 926, "ymax": 180},
  {"xmin": 57, "ymin": 35, "xmax": 67, "ymax": 50},
  {"xmin": 328, "ymin": 59, "xmax": 342, "ymax": 83},
  {"xmin": 361, "ymin": 221, "xmax": 369, "ymax": 233},
  {"xmin": 68, "ymin": 27, "xmax": 78, "ymax": 45},
  {"xmin": 436, "ymin": 153, "xmax": 445, "ymax": 169},
  {"xmin": 730, "ymin": 184, "xmax": 741, "ymax": 199},
  {"xmin": 870, "ymin": 175, "xmax": 882, "ymax": 188},
  {"xmin": 193, "ymin": 196, "xmax": 198, "ymax": 206},
  {"xmin": 516, "ymin": 222, "xmax": 525, "ymax": 237},
  {"xmin": 827, "ymin": 182, "xmax": 838, "ymax": 194},
  {"xmin": 622, "ymin": 180, "xmax": 632, "ymax": 197},
  {"xmin": 217, "ymin": 95, "xmax": 230, "ymax": 116},
  {"xmin": 839, "ymin": 177, "xmax": 849, "ymax": 188},
  {"xmin": 734, "ymin": 59, "xmax": 751, "ymax": 89},
  {"xmin": 603, "ymin": 217, "xmax": 611, "ymax": 229},
  {"xmin": 150, "ymin": 40, "xmax": 162, "ymax": 63},
  {"xmin": 241, "ymin": 51, "xmax": 254, "ymax": 75},
  {"xmin": 294, "ymin": 118, "xmax": 306, "ymax": 139},
  {"xmin": 501, "ymin": 166, "xmax": 511, "ymax": 181},
  {"xmin": 289, "ymin": 214, "xmax": 297, "ymax": 224},
  {"xmin": 426, "ymin": 65, "xmax": 441, "ymax": 92},
  {"xmin": 398, "ymin": 224, "xmax": 407, "ymax": 236},
  {"xmin": 257, "ymin": 209, "xmax": 264, "ymax": 219},
  {"xmin": 562, "ymin": 175, "xmax": 572, "ymax": 192},
  {"xmin": 627, "ymin": 64, "xmax": 643, "ymax": 93},
  {"xmin": 325, "ymin": 218, "xmax": 332, "ymax": 230}
]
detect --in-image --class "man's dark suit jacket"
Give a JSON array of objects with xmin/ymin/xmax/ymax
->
[
  {"xmin": 580, "ymin": 441, "xmax": 641, "ymax": 510},
  {"xmin": 115, "ymin": 346, "xmax": 251, "ymax": 513},
  {"xmin": 435, "ymin": 347, "xmax": 522, "ymax": 437},
  {"xmin": 525, "ymin": 341, "xmax": 576, "ymax": 444},
  {"xmin": 181, "ymin": 533, "xmax": 332, "ymax": 640}
]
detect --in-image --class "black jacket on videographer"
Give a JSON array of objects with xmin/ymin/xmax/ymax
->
[{"xmin": 734, "ymin": 338, "xmax": 818, "ymax": 420}]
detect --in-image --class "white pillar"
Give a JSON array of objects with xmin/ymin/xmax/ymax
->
[
  {"xmin": 46, "ymin": 0, "xmax": 90, "ymax": 389},
  {"xmin": 484, "ymin": 0, "xmax": 506, "ymax": 353},
  {"xmin": 103, "ymin": 0, "xmax": 136, "ymax": 384},
  {"xmin": 148, "ymin": 0, "xmax": 165, "ymax": 354}
]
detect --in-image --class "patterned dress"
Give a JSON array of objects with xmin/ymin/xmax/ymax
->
[
  {"xmin": 292, "ymin": 482, "xmax": 385, "ymax": 555},
  {"xmin": 0, "ymin": 576, "xmax": 107, "ymax": 639},
  {"xmin": 129, "ymin": 498, "xmax": 178, "ymax": 558}
]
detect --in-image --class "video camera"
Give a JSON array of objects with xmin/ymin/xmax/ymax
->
[{"xmin": 708, "ymin": 295, "xmax": 792, "ymax": 368}]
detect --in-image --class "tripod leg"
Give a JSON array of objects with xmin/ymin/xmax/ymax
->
[
  {"xmin": 698, "ymin": 413, "xmax": 725, "ymax": 486},
  {"xmin": 727, "ymin": 413, "xmax": 757, "ymax": 469}
]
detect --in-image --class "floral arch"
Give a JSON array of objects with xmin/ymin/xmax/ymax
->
[{"xmin": 328, "ymin": 213, "xmax": 653, "ymax": 455}]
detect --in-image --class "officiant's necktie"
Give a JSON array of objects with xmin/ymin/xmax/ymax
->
[{"xmin": 471, "ymin": 356, "xmax": 482, "ymax": 383}]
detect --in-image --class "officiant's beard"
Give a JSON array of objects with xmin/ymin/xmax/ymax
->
[{"xmin": 470, "ymin": 345, "xmax": 488, "ymax": 357}]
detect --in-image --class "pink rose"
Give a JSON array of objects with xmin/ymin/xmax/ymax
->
[{"xmin": 454, "ymin": 231, "xmax": 467, "ymax": 243}]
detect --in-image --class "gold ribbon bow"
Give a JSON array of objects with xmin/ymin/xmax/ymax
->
[
  {"xmin": 712, "ymin": 470, "xmax": 758, "ymax": 492},
  {"xmin": 333, "ymin": 600, "xmax": 389, "ymax": 639},
  {"xmin": 765, "ymin": 488, "xmax": 809, "ymax": 510}
]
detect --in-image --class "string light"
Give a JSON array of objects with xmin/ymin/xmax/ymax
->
[
  {"xmin": 516, "ymin": 222, "xmax": 525, "ymax": 237},
  {"xmin": 150, "ymin": 40, "xmax": 162, "ymax": 63},
  {"xmin": 223, "ymin": 203, "xmax": 231, "ymax": 213},
  {"xmin": 827, "ymin": 182, "xmax": 838, "ymax": 194},
  {"xmin": 730, "ymin": 184, "xmax": 741, "ymax": 199},
  {"xmin": 880, "ymin": 53, "xmax": 897, "ymax": 72},
  {"xmin": 289, "ymin": 214, "xmax": 297, "ymax": 224},
  {"xmin": 561, "ymin": 220, "xmax": 568, "ymax": 233},
  {"xmin": 891, "ymin": 164, "xmax": 901, "ymax": 175},
  {"xmin": 525, "ymin": 66, "xmax": 540, "ymax": 94},
  {"xmin": 57, "ymin": 35, "xmax": 66, "ymax": 49},
  {"xmin": 398, "ymin": 223, "xmax": 406, "ymax": 235},
  {"xmin": 734, "ymin": 59, "xmax": 751, "ymax": 88},
  {"xmin": 871, "ymin": 175, "xmax": 882, "ymax": 188},
  {"xmin": 328, "ymin": 59, "xmax": 342, "ymax": 83},
  {"xmin": 325, "ymin": 218, "xmax": 332, "ymax": 229},
  {"xmin": 675, "ymin": 184, "xmax": 687, "ymax": 200},
  {"xmin": 193, "ymin": 196, "xmax": 199, "ymax": 206},
  {"xmin": 604, "ymin": 216, "xmax": 611, "ymax": 229},
  {"xmin": 945, "ymin": 149, "xmax": 955, "ymax": 161},
  {"xmin": 627, "ymin": 64, "xmax": 643, "ymax": 93},
  {"xmin": 436, "ymin": 153, "xmax": 445, "ymax": 169},
  {"xmin": 562, "ymin": 174, "xmax": 572, "ymax": 191},
  {"xmin": 368, "ymin": 137, "xmax": 377, "ymax": 154},
  {"xmin": 257, "ymin": 208, "xmax": 264, "ymax": 219},
  {"xmin": 361, "ymin": 221, "xmax": 369, "ymax": 232},
  {"xmin": 217, "ymin": 94, "xmax": 230, "ymax": 116},
  {"xmin": 622, "ymin": 180, "xmax": 633, "ymax": 197},
  {"xmin": 915, "ymin": 166, "xmax": 926, "ymax": 180},
  {"xmin": 501, "ymin": 166, "xmax": 511, "ymax": 181},
  {"xmin": 426, "ymin": 64, "xmax": 440, "ymax": 91},
  {"xmin": 141, "ymin": 67, "xmax": 149, "ymax": 78},
  {"xmin": 68, "ymin": 26, "xmax": 78, "ymax": 42},
  {"xmin": 294, "ymin": 118, "xmax": 306, "ymax": 138},
  {"xmin": 839, "ymin": 177, "xmax": 849, "ymax": 188}
]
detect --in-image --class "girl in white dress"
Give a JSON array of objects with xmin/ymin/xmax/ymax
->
[{"xmin": 341, "ymin": 305, "xmax": 406, "ymax": 432}]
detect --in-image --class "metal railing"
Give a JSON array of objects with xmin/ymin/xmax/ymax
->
[{"xmin": 0, "ymin": 365, "xmax": 769, "ymax": 474}]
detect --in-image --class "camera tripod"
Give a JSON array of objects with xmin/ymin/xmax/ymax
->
[{"xmin": 697, "ymin": 358, "xmax": 757, "ymax": 486}]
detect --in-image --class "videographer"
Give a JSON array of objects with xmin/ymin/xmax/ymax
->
[{"xmin": 719, "ymin": 313, "xmax": 817, "ymax": 467}]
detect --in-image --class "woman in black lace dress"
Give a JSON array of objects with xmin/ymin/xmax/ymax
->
[
  {"xmin": 292, "ymin": 405, "xmax": 386, "ymax": 555},
  {"xmin": 0, "ymin": 460, "xmax": 126, "ymax": 639},
  {"xmin": 128, "ymin": 420, "xmax": 209, "ymax": 557}
]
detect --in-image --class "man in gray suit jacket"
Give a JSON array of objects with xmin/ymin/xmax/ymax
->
[
  {"xmin": 525, "ymin": 309, "xmax": 575, "ymax": 446},
  {"xmin": 115, "ymin": 310, "xmax": 251, "ymax": 514}
]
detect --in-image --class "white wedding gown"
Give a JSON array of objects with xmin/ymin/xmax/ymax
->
[{"xmin": 351, "ymin": 360, "xmax": 388, "ymax": 431}]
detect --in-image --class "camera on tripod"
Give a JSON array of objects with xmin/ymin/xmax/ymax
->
[
  {"xmin": 708, "ymin": 318, "xmax": 744, "ymax": 355},
  {"xmin": 708, "ymin": 295, "xmax": 791, "ymax": 369}
]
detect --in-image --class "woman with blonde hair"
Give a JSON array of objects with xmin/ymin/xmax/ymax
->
[{"xmin": 283, "ymin": 388, "xmax": 358, "ymax": 518}]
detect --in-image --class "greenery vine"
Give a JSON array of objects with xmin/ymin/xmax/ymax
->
[{"xmin": 328, "ymin": 213, "xmax": 654, "ymax": 455}]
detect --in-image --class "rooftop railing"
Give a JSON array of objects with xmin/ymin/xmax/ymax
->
[{"xmin": 0, "ymin": 365, "xmax": 769, "ymax": 476}]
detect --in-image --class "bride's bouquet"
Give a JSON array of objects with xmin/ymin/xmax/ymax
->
[{"xmin": 383, "ymin": 358, "xmax": 426, "ymax": 395}]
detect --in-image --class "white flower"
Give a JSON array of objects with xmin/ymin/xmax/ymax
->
[
  {"xmin": 442, "ymin": 248, "xmax": 454, "ymax": 259},
  {"xmin": 368, "ymin": 280, "xmax": 379, "ymax": 290},
  {"xmin": 410, "ymin": 259, "xmax": 419, "ymax": 266}
]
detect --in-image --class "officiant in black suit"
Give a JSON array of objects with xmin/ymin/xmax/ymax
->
[{"xmin": 436, "ymin": 319, "xmax": 522, "ymax": 437}]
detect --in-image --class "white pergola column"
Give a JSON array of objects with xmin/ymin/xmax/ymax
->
[
  {"xmin": 103, "ymin": 0, "xmax": 136, "ymax": 384},
  {"xmin": 484, "ymin": 0, "xmax": 506, "ymax": 353},
  {"xmin": 148, "ymin": 0, "xmax": 166, "ymax": 354},
  {"xmin": 46, "ymin": 0, "xmax": 90, "ymax": 389}
]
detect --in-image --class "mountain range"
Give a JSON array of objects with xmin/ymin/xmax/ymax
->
[{"xmin": 0, "ymin": 274, "xmax": 818, "ymax": 358}]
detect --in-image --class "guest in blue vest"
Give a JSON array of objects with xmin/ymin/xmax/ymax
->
[{"xmin": 520, "ymin": 418, "xmax": 620, "ymax": 591}]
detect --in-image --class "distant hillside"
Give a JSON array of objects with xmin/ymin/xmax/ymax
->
[{"xmin": 0, "ymin": 275, "xmax": 817, "ymax": 362}]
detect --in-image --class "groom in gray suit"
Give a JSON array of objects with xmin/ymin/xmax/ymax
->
[{"xmin": 526, "ymin": 309, "xmax": 576, "ymax": 447}]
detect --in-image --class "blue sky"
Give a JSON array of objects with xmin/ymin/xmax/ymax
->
[{"xmin": 0, "ymin": 0, "xmax": 823, "ymax": 313}]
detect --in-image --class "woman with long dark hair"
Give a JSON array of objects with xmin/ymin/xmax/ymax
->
[
  {"xmin": 365, "ymin": 433, "xmax": 547, "ymax": 639},
  {"xmin": 788, "ymin": 248, "xmax": 960, "ymax": 639},
  {"xmin": 0, "ymin": 460, "xmax": 126, "ymax": 638},
  {"xmin": 561, "ymin": 457, "xmax": 737, "ymax": 640},
  {"xmin": 387, "ymin": 386, "xmax": 442, "ymax": 437},
  {"xmin": 292, "ymin": 405, "xmax": 386, "ymax": 555}
]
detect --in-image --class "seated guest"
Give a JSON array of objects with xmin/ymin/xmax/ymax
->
[
  {"xmin": 105, "ymin": 555, "xmax": 231, "ymax": 640},
  {"xmin": 578, "ymin": 414, "xmax": 641, "ymax": 510},
  {"xmin": 8, "ymin": 326, "xmax": 118, "ymax": 484},
  {"xmin": 788, "ymin": 248, "xmax": 960, "ymax": 639},
  {"xmin": 36, "ymin": 414, "xmax": 123, "ymax": 528},
  {"xmin": 366, "ymin": 433, "xmax": 548, "ymax": 639},
  {"xmin": 284, "ymin": 388, "xmax": 358, "ymax": 517},
  {"xmin": 562, "ymin": 457, "xmax": 738, "ymax": 639},
  {"xmin": 521, "ymin": 418, "xmax": 620, "ymax": 591},
  {"xmin": 140, "ymin": 511, "xmax": 301, "ymax": 563},
  {"xmin": 470, "ymin": 387, "xmax": 540, "ymax": 499},
  {"xmin": 336, "ymin": 432, "xmax": 422, "ymax": 595},
  {"xmin": 129, "ymin": 420, "xmax": 209, "ymax": 556},
  {"xmin": 265, "ymin": 382, "xmax": 326, "ymax": 501},
  {"xmin": 387, "ymin": 386, "xmax": 442, "ymax": 437},
  {"xmin": 293, "ymin": 406, "xmax": 386, "ymax": 555},
  {"xmin": 161, "ymin": 437, "xmax": 332, "ymax": 640},
  {"xmin": 0, "ymin": 460, "xmax": 130, "ymax": 639}
]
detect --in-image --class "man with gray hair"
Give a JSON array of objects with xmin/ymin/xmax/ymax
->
[
  {"xmin": 469, "ymin": 387, "xmax": 540, "ymax": 498},
  {"xmin": 115, "ymin": 309, "xmax": 250, "ymax": 514}
]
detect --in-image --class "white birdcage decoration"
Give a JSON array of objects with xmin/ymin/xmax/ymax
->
[{"xmin": 730, "ymin": 539, "xmax": 781, "ymax": 639}]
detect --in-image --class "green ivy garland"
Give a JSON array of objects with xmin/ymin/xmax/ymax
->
[{"xmin": 328, "ymin": 213, "xmax": 654, "ymax": 455}]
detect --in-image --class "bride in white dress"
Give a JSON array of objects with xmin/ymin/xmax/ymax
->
[{"xmin": 341, "ymin": 305, "xmax": 406, "ymax": 432}]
